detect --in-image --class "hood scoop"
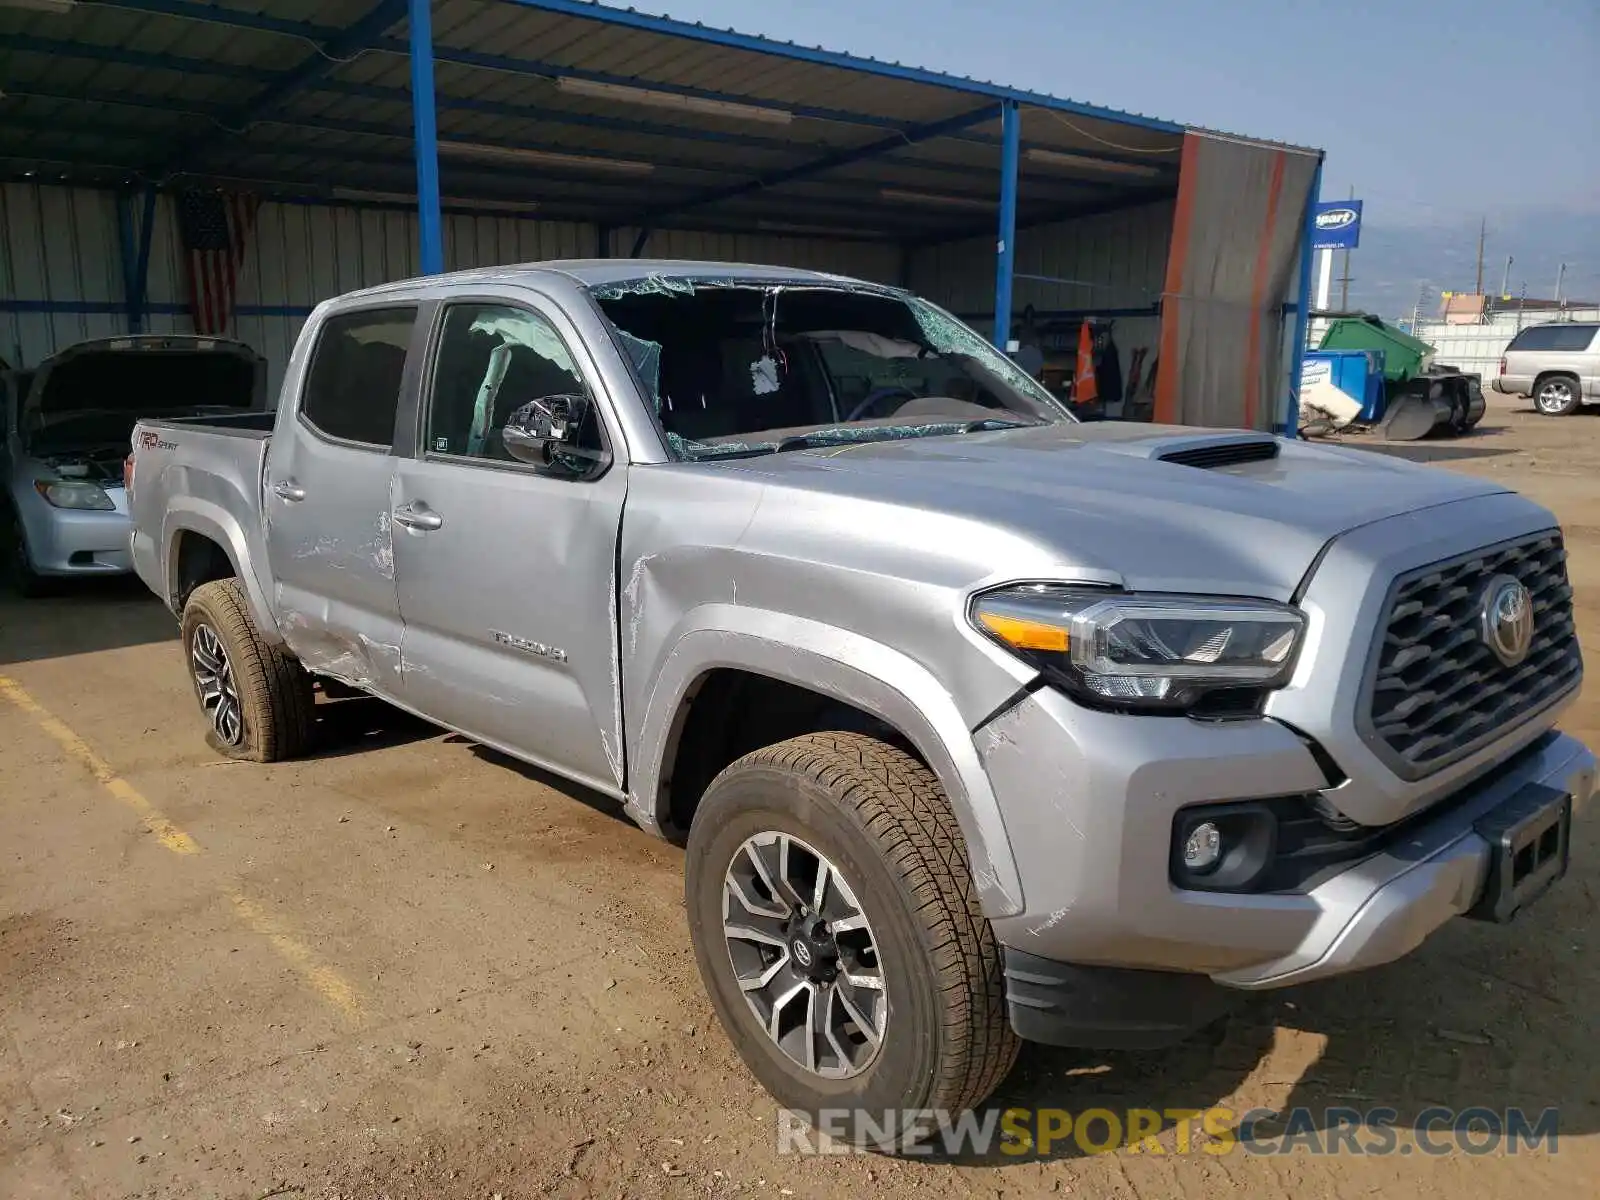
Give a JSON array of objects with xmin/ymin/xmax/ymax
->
[{"xmin": 1158, "ymin": 436, "xmax": 1280, "ymax": 470}]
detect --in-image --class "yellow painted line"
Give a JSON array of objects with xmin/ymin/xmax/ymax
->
[
  {"xmin": 228, "ymin": 893, "xmax": 366, "ymax": 1024},
  {"xmin": 0, "ymin": 674, "xmax": 200, "ymax": 855},
  {"xmin": 0, "ymin": 673, "xmax": 366, "ymax": 1025}
]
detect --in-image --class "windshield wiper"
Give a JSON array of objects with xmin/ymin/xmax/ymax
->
[
  {"xmin": 961, "ymin": 418, "xmax": 1037, "ymax": 433},
  {"xmin": 683, "ymin": 418, "xmax": 1039, "ymax": 463},
  {"xmin": 772, "ymin": 432, "xmax": 871, "ymax": 453}
]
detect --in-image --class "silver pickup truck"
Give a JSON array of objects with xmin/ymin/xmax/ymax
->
[{"xmin": 129, "ymin": 261, "xmax": 1592, "ymax": 1139}]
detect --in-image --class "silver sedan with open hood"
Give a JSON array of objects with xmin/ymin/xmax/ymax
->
[{"xmin": 1, "ymin": 334, "xmax": 266, "ymax": 594}]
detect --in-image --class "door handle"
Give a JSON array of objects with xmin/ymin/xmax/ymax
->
[
  {"xmin": 271, "ymin": 479, "xmax": 306, "ymax": 502},
  {"xmin": 392, "ymin": 503, "xmax": 444, "ymax": 532}
]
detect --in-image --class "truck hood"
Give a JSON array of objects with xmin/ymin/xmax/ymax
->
[{"xmin": 716, "ymin": 423, "xmax": 1510, "ymax": 600}]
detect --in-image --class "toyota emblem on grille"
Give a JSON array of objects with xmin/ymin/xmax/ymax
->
[{"xmin": 1480, "ymin": 574, "xmax": 1534, "ymax": 667}]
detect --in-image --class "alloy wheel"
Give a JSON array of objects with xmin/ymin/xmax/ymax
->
[
  {"xmin": 721, "ymin": 831, "xmax": 888, "ymax": 1079},
  {"xmin": 190, "ymin": 622, "xmax": 243, "ymax": 746},
  {"xmin": 1537, "ymin": 380, "xmax": 1575, "ymax": 413}
]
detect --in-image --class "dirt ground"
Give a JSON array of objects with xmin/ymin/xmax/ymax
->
[{"xmin": 3, "ymin": 395, "xmax": 1599, "ymax": 1200}]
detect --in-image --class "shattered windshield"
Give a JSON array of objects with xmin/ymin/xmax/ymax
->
[{"xmin": 592, "ymin": 279, "xmax": 1073, "ymax": 461}]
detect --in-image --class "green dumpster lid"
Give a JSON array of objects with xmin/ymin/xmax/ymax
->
[{"xmin": 1317, "ymin": 315, "xmax": 1434, "ymax": 382}]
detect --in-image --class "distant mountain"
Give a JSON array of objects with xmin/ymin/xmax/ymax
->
[{"xmin": 1344, "ymin": 208, "xmax": 1599, "ymax": 320}]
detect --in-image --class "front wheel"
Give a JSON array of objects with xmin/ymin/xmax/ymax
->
[
  {"xmin": 685, "ymin": 733, "xmax": 1019, "ymax": 1147},
  {"xmin": 1, "ymin": 506, "xmax": 51, "ymax": 597},
  {"xmin": 180, "ymin": 578, "xmax": 313, "ymax": 761},
  {"xmin": 1534, "ymin": 375, "xmax": 1581, "ymax": 415}
]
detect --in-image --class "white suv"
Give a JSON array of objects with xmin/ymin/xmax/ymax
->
[{"xmin": 1495, "ymin": 322, "xmax": 1600, "ymax": 415}]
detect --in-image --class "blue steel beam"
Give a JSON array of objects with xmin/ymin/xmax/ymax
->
[
  {"xmin": 992, "ymin": 101, "xmax": 1020, "ymax": 350},
  {"xmin": 159, "ymin": 0, "xmax": 411, "ymax": 173},
  {"xmin": 408, "ymin": 0, "xmax": 443, "ymax": 275},
  {"xmin": 1283, "ymin": 156, "xmax": 1324, "ymax": 436},
  {"xmin": 638, "ymin": 103, "xmax": 1002, "ymax": 224}
]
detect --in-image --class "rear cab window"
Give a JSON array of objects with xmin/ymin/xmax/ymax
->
[
  {"xmin": 1507, "ymin": 324, "xmax": 1599, "ymax": 353},
  {"xmin": 299, "ymin": 307, "xmax": 417, "ymax": 448}
]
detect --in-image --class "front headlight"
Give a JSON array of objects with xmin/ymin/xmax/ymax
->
[
  {"xmin": 35, "ymin": 480, "xmax": 116, "ymax": 511},
  {"xmin": 971, "ymin": 584, "xmax": 1305, "ymax": 713}
]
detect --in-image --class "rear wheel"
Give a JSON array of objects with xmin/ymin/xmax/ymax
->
[
  {"xmin": 180, "ymin": 578, "xmax": 313, "ymax": 761},
  {"xmin": 1534, "ymin": 374, "xmax": 1581, "ymax": 415},
  {"xmin": 685, "ymin": 732, "xmax": 1019, "ymax": 1149}
]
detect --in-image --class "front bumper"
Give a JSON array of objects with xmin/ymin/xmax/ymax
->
[
  {"xmin": 979, "ymin": 686, "xmax": 1594, "ymax": 993},
  {"xmin": 17, "ymin": 489, "xmax": 133, "ymax": 575}
]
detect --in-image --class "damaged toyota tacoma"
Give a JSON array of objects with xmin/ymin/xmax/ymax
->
[{"xmin": 128, "ymin": 262, "xmax": 1592, "ymax": 1132}]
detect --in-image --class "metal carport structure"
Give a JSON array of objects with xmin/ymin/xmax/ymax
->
[{"xmin": 0, "ymin": 0, "xmax": 1324, "ymax": 429}]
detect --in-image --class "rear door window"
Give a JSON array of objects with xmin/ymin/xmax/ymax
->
[
  {"xmin": 300, "ymin": 307, "xmax": 417, "ymax": 447},
  {"xmin": 1508, "ymin": 324, "xmax": 1599, "ymax": 353}
]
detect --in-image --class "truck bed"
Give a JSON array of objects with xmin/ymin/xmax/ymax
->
[
  {"xmin": 140, "ymin": 409, "xmax": 277, "ymax": 436},
  {"xmin": 128, "ymin": 411, "xmax": 278, "ymax": 633}
]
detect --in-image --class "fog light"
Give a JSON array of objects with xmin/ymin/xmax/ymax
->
[{"xmin": 1182, "ymin": 821, "xmax": 1223, "ymax": 872}]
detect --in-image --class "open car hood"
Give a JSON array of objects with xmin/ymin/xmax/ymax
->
[{"xmin": 23, "ymin": 334, "xmax": 265, "ymax": 423}]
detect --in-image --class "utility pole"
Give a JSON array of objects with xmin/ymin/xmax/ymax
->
[
  {"xmin": 1474, "ymin": 217, "xmax": 1486, "ymax": 296},
  {"xmin": 1410, "ymin": 283, "xmax": 1431, "ymax": 334},
  {"xmin": 1500, "ymin": 255, "xmax": 1513, "ymax": 298},
  {"xmin": 1555, "ymin": 263, "xmax": 1567, "ymax": 307},
  {"xmin": 1337, "ymin": 186, "xmax": 1355, "ymax": 310}
]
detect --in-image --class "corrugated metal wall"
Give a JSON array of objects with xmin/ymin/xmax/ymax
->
[
  {"xmin": 909, "ymin": 200, "xmax": 1175, "ymax": 415},
  {"xmin": 908, "ymin": 200, "xmax": 1174, "ymax": 326},
  {"xmin": 4, "ymin": 184, "xmax": 1191, "ymax": 417},
  {"xmin": 1, "ymin": 184, "xmax": 132, "ymax": 361},
  {"xmin": 2, "ymin": 184, "xmax": 904, "ymax": 395}
]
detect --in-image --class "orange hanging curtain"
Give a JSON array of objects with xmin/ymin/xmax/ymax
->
[{"xmin": 1074, "ymin": 320, "xmax": 1099, "ymax": 404}]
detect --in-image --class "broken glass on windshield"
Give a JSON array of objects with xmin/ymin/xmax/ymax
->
[{"xmin": 590, "ymin": 280, "xmax": 1071, "ymax": 462}]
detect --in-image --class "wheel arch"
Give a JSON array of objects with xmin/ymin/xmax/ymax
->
[
  {"xmin": 630, "ymin": 611, "xmax": 1025, "ymax": 918},
  {"xmin": 163, "ymin": 499, "xmax": 281, "ymax": 644}
]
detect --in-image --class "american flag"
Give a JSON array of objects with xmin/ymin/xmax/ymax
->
[{"xmin": 177, "ymin": 190, "xmax": 259, "ymax": 336}]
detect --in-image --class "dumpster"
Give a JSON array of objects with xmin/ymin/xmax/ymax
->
[
  {"xmin": 1308, "ymin": 315, "xmax": 1484, "ymax": 440},
  {"xmin": 1301, "ymin": 349, "xmax": 1387, "ymax": 423},
  {"xmin": 1318, "ymin": 316, "xmax": 1435, "ymax": 383}
]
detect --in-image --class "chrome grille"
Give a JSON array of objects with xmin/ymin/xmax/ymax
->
[{"xmin": 1365, "ymin": 532, "xmax": 1579, "ymax": 777}]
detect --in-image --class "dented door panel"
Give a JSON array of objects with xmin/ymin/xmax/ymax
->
[
  {"xmin": 389, "ymin": 457, "xmax": 626, "ymax": 791},
  {"xmin": 263, "ymin": 429, "xmax": 404, "ymax": 694}
]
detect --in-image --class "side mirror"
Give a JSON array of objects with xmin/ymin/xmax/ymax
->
[{"xmin": 501, "ymin": 394, "xmax": 610, "ymax": 477}]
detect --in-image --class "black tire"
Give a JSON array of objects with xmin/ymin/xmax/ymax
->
[
  {"xmin": 686, "ymin": 732, "xmax": 1019, "ymax": 1147},
  {"xmin": 1533, "ymin": 374, "xmax": 1582, "ymax": 416},
  {"xmin": 180, "ymin": 578, "xmax": 313, "ymax": 762},
  {"xmin": 1, "ymin": 505, "xmax": 52, "ymax": 598}
]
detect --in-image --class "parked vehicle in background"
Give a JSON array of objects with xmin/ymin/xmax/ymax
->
[
  {"xmin": 127, "ymin": 262, "xmax": 1592, "ymax": 1143},
  {"xmin": 1, "ymin": 334, "xmax": 267, "ymax": 595},
  {"xmin": 1494, "ymin": 322, "xmax": 1600, "ymax": 415}
]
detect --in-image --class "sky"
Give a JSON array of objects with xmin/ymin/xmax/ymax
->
[{"xmin": 650, "ymin": 0, "xmax": 1599, "ymax": 314}]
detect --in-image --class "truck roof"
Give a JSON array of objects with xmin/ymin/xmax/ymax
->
[{"xmin": 325, "ymin": 260, "xmax": 904, "ymax": 306}]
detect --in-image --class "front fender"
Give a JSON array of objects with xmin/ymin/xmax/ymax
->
[
  {"xmin": 629, "ymin": 604, "xmax": 1025, "ymax": 918},
  {"xmin": 162, "ymin": 497, "xmax": 280, "ymax": 644}
]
